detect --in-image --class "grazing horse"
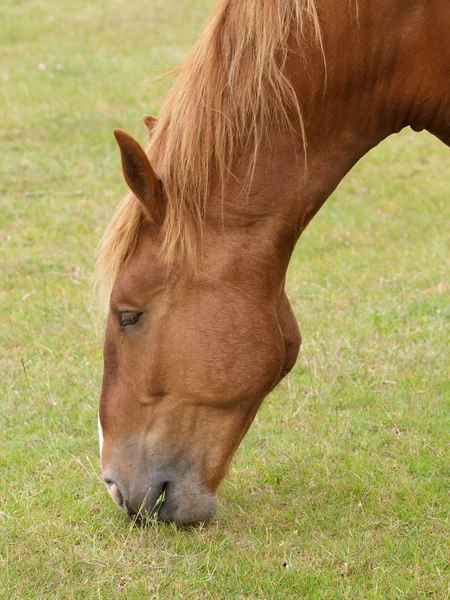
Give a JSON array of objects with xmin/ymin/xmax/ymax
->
[{"xmin": 96, "ymin": 0, "xmax": 450, "ymax": 524}]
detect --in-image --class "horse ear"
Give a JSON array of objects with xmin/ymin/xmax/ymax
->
[
  {"xmin": 143, "ymin": 115, "xmax": 157, "ymax": 135},
  {"xmin": 113, "ymin": 129, "xmax": 163, "ymax": 223}
]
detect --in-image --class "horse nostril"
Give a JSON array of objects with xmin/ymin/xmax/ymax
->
[
  {"xmin": 109, "ymin": 483, "xmax": 123, "ymax": 507},
  {"xmin": 104, "ymin": 479, "xmax": 123, "ymax": 507}
]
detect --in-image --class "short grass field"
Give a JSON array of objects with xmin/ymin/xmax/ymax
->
[{"xmin": 1, "ymin": 1, "xmax": 449, "ymax": 598}]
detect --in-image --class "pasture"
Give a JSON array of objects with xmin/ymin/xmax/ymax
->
[{"xmin": 1, "ymin": 0, "xmax": 449, "ymax": 597}]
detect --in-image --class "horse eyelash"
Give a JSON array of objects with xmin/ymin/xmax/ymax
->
[{"xmin": 119, "ymin": 312, "xmax": 143, "ymax": 329}]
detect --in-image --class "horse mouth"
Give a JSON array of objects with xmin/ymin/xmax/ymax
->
[
  {"xmin": 104, "ymin": 469, "xmax": 219, "ymax": 525},
  {"xmin": 127, "ymin": 482, "xmax": 169, "ymax": 523},
  {"xmin": 151, "ymin": 483, "xmax": 168, "ymax": 516}
]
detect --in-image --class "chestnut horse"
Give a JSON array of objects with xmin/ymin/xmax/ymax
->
[{"xmin": 96, "ymin": 0, "xmax": 450, "ymax": 523}]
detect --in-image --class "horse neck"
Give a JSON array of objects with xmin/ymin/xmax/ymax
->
[
  {"xmin": 204, "ymin": 0, "xmax": 450, "ymax": 289},
  {"xmin": 305, "ymin": 0, "xmax": 450, "ymax": 144}
]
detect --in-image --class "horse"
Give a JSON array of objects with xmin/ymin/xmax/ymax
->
[{"xmin": 95, "ymin": 0, "xmax": 450, "ymax": 524}]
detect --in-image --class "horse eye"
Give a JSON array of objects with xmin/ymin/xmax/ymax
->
[{"xmin": 119, "ymin": 312, "xmax": 143, "ymax": 329}]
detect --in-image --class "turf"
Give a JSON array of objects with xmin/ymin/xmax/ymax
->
[{"xmin": 1, "ymin": 1, "xmax": 449, "ymax": 598}]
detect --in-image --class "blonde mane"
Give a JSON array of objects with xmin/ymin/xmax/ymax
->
[{"xmin": 96, "ymin": 0, "xmax": 322, "ymax": 306}]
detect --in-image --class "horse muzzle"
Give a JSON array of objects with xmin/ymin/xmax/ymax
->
[{"xmin": 103, "ymin": 469, "xmax": 218, "ymax": 525}]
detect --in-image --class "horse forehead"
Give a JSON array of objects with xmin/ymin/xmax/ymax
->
[
  {"xmin": 113, "ymin": 240, "xmax": 167, "ymax": 300},
  {"xmin": 98, "ymin": 414, "xmax": 104, "ymax": 458}
]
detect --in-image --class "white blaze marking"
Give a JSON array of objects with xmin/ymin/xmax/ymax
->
[{"xmin": 98, "ymin": 414, "xmax": 104, "ymax": 460}]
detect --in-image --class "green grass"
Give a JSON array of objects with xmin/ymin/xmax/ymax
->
[{"xmin": 1, "ymin": 1, "xmax": 449, "ymax": 598}]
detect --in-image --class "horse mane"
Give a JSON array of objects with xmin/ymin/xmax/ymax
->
[{"xmin": 96, "ymin": 0, "xmax": 322, "ymax": 307}]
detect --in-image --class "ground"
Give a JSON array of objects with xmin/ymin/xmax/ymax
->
[{"xmin": 1, "ymin": 1, "xmax": 449, "ymax": 598}]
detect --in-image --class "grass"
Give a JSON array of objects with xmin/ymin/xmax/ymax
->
[{"xmin": 0, "ymin": 0, "xmax": 449, "ymax": 598}]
